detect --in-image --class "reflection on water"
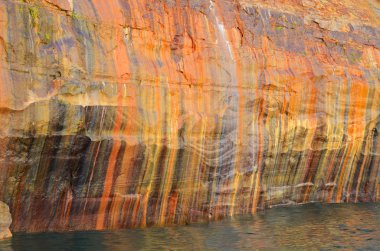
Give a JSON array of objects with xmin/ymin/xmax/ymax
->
[{"xmin": 0, "ymin": 203, "xmax": 379, "ymax": 250}]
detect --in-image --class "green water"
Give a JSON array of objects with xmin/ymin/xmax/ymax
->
[{"xmin": 0, "ymin": 203, "xmax": 379, "ymax": 250}]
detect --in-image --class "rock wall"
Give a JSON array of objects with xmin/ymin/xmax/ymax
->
[{"xmin": 0, "ymin": 0, "xmax": 379, "ymax": 232}]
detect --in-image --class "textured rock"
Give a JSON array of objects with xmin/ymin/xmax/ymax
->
[
  {"xmin": 0, "ymin": 202, "xmax": 12, "ymax": 240},
  {"xmin": 0, "ymin": 0, "xmax": 379, "ymax": 232}
]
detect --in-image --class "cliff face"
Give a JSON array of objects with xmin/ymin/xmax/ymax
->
[{"xmin": 0, "ymin": 0, "xmax": 379, "ymax": 232}]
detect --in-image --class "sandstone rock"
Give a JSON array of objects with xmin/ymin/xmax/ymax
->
[
  {"xmin": 0, "ymin": 0, "xmax": 379, "ymax": 232},
  {"xmin": 0, "ymin": 202, "xmax": 12, "ymax": 240}
]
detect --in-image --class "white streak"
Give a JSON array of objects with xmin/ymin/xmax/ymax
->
[
  {"xmin": 209, "ymin": 0, "xmax": 234, "ymax": 61},
  {"xmin": 68, "ymin": 0, "xmax": 74, "ymax": 11}
]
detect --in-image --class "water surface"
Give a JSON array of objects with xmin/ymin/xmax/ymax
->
[{"xmin": 1, "ymin": 203, "xmax": 379, "ymax": 250}]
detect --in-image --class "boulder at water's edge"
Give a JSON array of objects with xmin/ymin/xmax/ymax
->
[{"xmin": 0, "ymin": 202, "xmax": 12, "ymax": 240}]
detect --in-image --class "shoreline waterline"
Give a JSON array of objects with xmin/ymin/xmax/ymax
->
[{"xmin": 0, "ymin": 202, "xmax": 378, "ymax": 250}]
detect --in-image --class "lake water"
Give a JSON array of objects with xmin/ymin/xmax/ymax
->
[{"xmin": 0, "ymin": 203, "xmax": 379, "ymax": 250}]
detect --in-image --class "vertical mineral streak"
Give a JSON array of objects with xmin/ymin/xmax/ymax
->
[
  {"xmin": 209, "ymin": 0, "xmax": 234, "ymax": 61},
  {"xmin": 209, "ymin": 0, "xmax": 243, "ymax": 216}
]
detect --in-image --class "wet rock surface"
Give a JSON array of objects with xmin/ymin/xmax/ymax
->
[{"xmin": 0, "ymin": 0, "xmax": 379, "ymax": 232}]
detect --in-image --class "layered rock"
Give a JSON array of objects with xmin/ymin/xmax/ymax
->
[
  {"xmin": 0, "ymin": 0, "xmax": 379, "ymax": 232},
  {"xmin": 0, "ymin": 202, "xmax": 12, "ymax": 239}
]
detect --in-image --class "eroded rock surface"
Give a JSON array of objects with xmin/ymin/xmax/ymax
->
[
  {"xmin": 0, "ymin": 202, "xmax": 12, "ymax": 240},
  {"xmin": 0, "ymin": 0, "xmax": 379, "ymax": 232}
]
